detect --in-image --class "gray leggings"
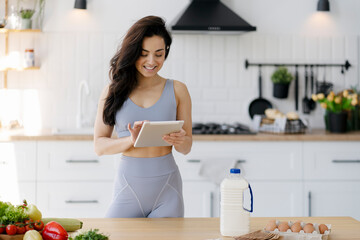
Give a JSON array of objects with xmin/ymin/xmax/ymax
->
[{"xmin": 105, "ymin": 153, "xmax": 184, "ymax": 218}]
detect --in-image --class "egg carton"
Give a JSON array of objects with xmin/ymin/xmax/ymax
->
[{"xmin": 264, "ymin": 220, "xmax": 331, "ymax": 240}]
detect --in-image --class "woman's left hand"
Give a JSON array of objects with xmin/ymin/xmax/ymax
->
[{"xmin": 162, "ymin": 128, "xmax": 186, "ymax": 146}]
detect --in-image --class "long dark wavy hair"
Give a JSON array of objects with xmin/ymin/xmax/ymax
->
[{"xmin": 103, "ymin": 16, "xmax": 172, "ymax": 126}]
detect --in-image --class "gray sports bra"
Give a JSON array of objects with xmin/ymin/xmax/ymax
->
[{"xmin": 115, "ymin": 79, "xmax": 177, "ymax": 138}]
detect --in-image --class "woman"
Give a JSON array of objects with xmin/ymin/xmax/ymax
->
[{"xmin": 94, "ymin": 16, "xmax": 192, "ymax": 218}]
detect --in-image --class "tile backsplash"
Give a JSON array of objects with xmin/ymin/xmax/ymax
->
[{"xmin": 0, "ymin": 32, "xmax": 358, "ymax": 130}]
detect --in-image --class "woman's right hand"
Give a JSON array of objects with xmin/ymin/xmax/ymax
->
[{"xmin": 128, "ymin": 121, "xmax": 147, "ymax": 144}]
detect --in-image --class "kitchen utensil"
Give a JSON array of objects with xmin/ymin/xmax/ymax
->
[
  {"xmin": 316, "ymin": 66, "xmax": 333, "ymax": 95},
  {"xmin": 309, "ymin": 65, "xmax": 316, "ymax": 110},
  {"xmin": 295, "ymin": 66, "xmax": 299, "ymax": 111},
  {"xmin": 249, "ymin": 66, "xmax": 273, "ymax": 119},
  {"xmin": 302, "ymin": 66, "xmax": 311, "ymax": 114}
]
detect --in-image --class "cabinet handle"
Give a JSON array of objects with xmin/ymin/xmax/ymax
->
[
  {"xmin": 210, "ymin": 192, "xmax": 214, "ymax": 218},
  {"xmin": 236, "ymin": 160, "xmax": 246, "ymax": 164},
  {"xmin": 187, "ymin": 159, "xmax": 201, "ymax": 163},
  {"xmin": 0, "ymin": 161, "xmax": 7, "ymax": 165},
  {"xmin": 308, "ymin": 191, "xmax": 312, "ymax": 217},
  {"xmin": 66, "ymin": 159, "xmax": 99, "ymax": 163},
  {"xmin": 332, "ymin": 160, "xmax": 360, "ymax": 163},
  {"xmin": 65, "ymin": 200, "xmax": 98, "ymax": 204}
]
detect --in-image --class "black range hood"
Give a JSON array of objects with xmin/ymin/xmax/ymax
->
[{"xmin": 171, "ymin": 0, "xmax": 256, "ymax": 34}]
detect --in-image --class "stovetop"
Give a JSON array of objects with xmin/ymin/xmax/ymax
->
[{"xmin": 192, "ymin": 122, "xmax": 256, "ymax": 135}]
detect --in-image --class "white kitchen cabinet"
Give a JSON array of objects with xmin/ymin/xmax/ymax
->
[
  {"xmin": 182, "ymin": 181, "xmax": 219, "ymax": 217},
  {"xmin": 36, "ymin": 141, "xmax": 120, "ymax": 218},
  {"xmin": 37, "ymin": 141, "xmax": 117, "ymax": 181},
  {"xmin": 303, "ymin": 142, "xmax": 360, "ymax": 221},
  {"xmin": 176, "ymin": 141, "xmax": 303, "ymax": 181},
  {"xmin": 174, "ymin": 141, "xmax": 303, "ymax": 217},
  {"xmin": 37, "ymin": 182, "xmax": 113, "ymax": 218},
  {"xmin": 250, "ymin": 181, "xmax": 303, "ymax": 217},
  {"xmin": 304, "ymin": 142, "xmax": 360, "ymax": 180},
  {"xmin": 0, "ymin": 141, "xmax": 36, "ymax": 203},
  {"xmin": 304, "ymin": 181, "xmax": 360, "ymax": 221}
]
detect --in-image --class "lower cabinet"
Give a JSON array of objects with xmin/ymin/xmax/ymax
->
[
  {"xmin": 0, "ymin": 141, "xmax": 36, "ymax": 204},
  {"xmin": 304, "ymin": 182, "xmax": 360, "ymax": 221},
  {"xmin": 4, "ymin": 139, "xmax": 360, "ymax": 219},
  {"xmin": 250, "ymin": 181, "xmax": 303, "ymax": 217},
  {"xmin": 36, "ymin": 141, "xmax": 119, "ymax": 218},
  {"xmin": 174, "ymin": 141, "xmax": 303, "ymax": 218},
  {"xmin": 303, "ymin": 142, "xmax": 360, "ymax": 221},
  {"xmin": 182, "ymin": 181, "xmax": 219, "ymax": 217},
  {"xmin": 37, "ymin": 182, "xmax": 113, "ymax": 218}
]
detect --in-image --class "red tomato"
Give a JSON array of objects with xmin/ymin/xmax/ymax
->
[
  {"xmin": 25, "ymin": 219, "xmax": 34, "ymax": 226},
  {"xmin": 0, "ymin": 224, "xmax": 5, "ymax": 234},
  {"xmin": 6, "ymin": 225, "xmax": 17, "ymax": 235},
  {"xmin": 26, "ymin": 224, "xmax": 35, "ymax": 232},
  {"xmin": 34, "ymin": 220, "xmax": 44, "ymax": 231},
  {"xmin": 16, "ymin": 223, "xmax": 26, "ymax": 234},
  {"xmin": 42, "ymin": 221, "xmax": 68, "ymax": 240}
]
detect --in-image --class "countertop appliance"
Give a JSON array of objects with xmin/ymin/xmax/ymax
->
[{"xmin": 192, "ymin": 122, "xmax": 256, "ymax": 135}]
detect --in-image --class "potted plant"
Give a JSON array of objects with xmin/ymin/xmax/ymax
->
[
  {"xmin": 312, "ymin": 90, "xmax": 359, "ymax": 133},
  {"xmin": 271, "ymin": 67, "xmax": 293, "ymax": 99},
  {"xmin": 20, "ymin": 8, "xmax": 35, "ymax": 29}
]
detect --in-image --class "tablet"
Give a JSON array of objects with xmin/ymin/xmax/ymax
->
[{"xmin": 134, "ymin": 120, "xmax": 184, "ymax": 148}]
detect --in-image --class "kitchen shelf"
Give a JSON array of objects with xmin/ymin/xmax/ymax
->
[
  {"xmin": 1, "ymin": 0, "xmax": 41, "ymax": 88},
  {"xmin": 0, "ymin": 67, "xmax": 40, "ymax": 71},
  {"xmin": 0, "ymin": 29, "xmax": 41, "ymax": 33}
]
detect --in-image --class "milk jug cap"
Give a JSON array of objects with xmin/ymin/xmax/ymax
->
[{"xmin": 230, "ymin": 168, "xmax": 240, "ymax": 174}]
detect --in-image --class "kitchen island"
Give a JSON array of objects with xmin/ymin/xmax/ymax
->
[{"xmin": 79, "ymin": 217, "xmax": 360, "ymax": 240}]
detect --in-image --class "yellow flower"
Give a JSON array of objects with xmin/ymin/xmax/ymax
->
[
  {"xmin": 352, "ymin": 94, "xmax": 358, "ymax": 100},
  {"xmin": 334, "ymin": 96, "xmax": 342, "ymax": 104},
  {"xmin": 320, "ymin": 102, "xmax": 327, "ymax": 109},
  {"xmin": 329, "ymin": 91, "xmax": 335, "ymax": 97},
  {"xmin": 327, "ymin": 94, "xmax": 334, "ymax": 102},
  {"xmin": 311, "ymin": 94, "xmax": 318, "ymax": 101},
  {"xmin": 352, "ymin": 99, "xmax": 358, "ymax": 106},
  {"xmin": 343, "ymin": 90, "xmax": 349, "ymax": 98},
  {"xmin": 317, "ymin": 93, "xmax": 325, "ymax": 100}
]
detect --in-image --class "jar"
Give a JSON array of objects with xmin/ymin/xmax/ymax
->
[{"xmin": 24, "ymin": 49, "xmax": 35, "ymax": 68}]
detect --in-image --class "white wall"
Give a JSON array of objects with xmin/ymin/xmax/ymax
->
[{"xmin": 0, "ymin": 0, "xmax": 359, "ymax": 130}]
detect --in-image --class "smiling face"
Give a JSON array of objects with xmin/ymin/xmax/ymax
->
[{"xmin": 135, "ymin": 35, "xmax": 166, "ymax": 79}]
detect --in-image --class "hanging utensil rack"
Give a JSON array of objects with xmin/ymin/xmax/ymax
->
[
  {"xmin": 245, "ymin": 59, "xmax": 351, "ymax": 73},
  {"xmin": 244, "ymin": 59, "xmax": 352, "ymax": 111}
]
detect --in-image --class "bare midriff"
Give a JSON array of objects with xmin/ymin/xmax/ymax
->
[{"xmin": 123, "ymin": 145, "xmax": 172, "ymax": 158}]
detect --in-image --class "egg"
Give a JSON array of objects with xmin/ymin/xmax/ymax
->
[
  {"xmin": 291, "ymin": 222, "xmax": 302, "ymax": 232},
  {"xmin": 265, "ymin": 220, "xmax": 277, "ymax": 231},
  {"xmin": 278, "ymin": 222, "xmax": 290, "ymax": 232},
  {"xmin": 319, "ymin": 224, "xmax": 329, "ymax": 234},
  {"xmin": 303, "ymin": 224, "xmax": 315, "ymax": 233}
]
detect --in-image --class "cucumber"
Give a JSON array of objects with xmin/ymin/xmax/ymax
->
[{"xmin": 42, "ymin": 218, "xmax": 83, "ymax": 232}]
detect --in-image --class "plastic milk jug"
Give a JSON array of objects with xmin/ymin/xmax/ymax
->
[{"xmin": 220, "ymin": 168, "xmax": 253, "ymax": 237}]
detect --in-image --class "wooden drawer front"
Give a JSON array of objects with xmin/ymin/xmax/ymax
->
[
  {"xmin": 37, "ymin": 182, "xmax": 112, "ymax": 218},
  {"xmin": 0, "ymin": 181, "xmax": 36, "ymax": 205},
  {"xmin": 37, "ymin": 141, "xmax": 118, "ymax": 181},
  {"xmin": 304, "ymin": 142, "xmax": 360, "ymax": 180},
  {"xmin": 0, "ymin": 142, "xmax": 36, "ymax": 181},
  {"xmin": 175, "ymin": 142, "xmax": 302, "ymax": 181}
]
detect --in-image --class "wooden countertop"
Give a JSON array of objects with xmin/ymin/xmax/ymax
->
[
  {"xmin": 78, "ymin": 217, "xmax": 360, "ymax": 240},
  {"xmin": 1, "ymin": 129, "xmax": 360, "ymax": 141}
]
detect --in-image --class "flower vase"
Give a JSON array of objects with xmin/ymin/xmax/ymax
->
[{"xmin": 328, "ymin": 111, "xmax": 348, "ymax": 133}]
